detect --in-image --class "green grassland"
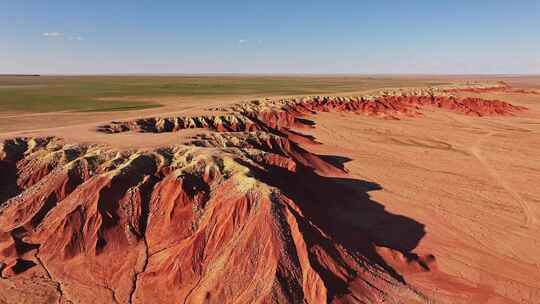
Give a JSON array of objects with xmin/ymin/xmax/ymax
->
[{"xmin": 0, "ymin": 75, "xmax": 448, "ymax": 113}]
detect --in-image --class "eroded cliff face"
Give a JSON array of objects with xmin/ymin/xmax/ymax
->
[
  {"xmin": 97, "ymin": 87, "xmax": 526, "ymax": 135},
  {"xmin": 0, "ymin": 136, "xmax": 430, "ymax": 304},
  {"xmin": 0, "ymin": 83, "xmax": 526, "ymax": 303}
]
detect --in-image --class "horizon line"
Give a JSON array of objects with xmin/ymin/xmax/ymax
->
[{"xmin": 1, "ymin": 73, "xmax": 539, "ymax": 77}]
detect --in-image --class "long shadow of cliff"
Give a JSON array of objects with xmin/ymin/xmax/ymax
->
[
  {"xmin": 247, "ymin": 156, "xmax": 427, "ymax": 289},
  {"xmin": 0, "ymin": 161, "xmax": 20, "ymax": 206},
  {"xmin": 0, "ymin": 139, "xmax": 27, "ymax": 206}
]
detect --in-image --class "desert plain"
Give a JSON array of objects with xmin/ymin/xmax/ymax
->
[{"xmin": 0, "ymin": 75, "xmax": 539, "ymax": 303}]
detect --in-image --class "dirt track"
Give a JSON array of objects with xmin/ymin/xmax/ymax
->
[{"xmin": 470, "ymin": 130, "xmax": 536, "ymax": 227}]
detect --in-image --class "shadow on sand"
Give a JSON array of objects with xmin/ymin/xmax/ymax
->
[{"xmin": 248, "ymin": 155, "xmax": 426, "ymax": 291}]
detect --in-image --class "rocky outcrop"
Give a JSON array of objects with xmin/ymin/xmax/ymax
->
[
  {"xmin": 444, "ymin": 81, "xmax": 540, "ymax": 95},
  {"xmin": 0, "ymin": 135, "xmax": 430, "ymax": 304},
  {"xmin": 97, "ymin": 87, "xmax": 526, "ymax": 135},
  {"xmin": 97, "ymin": 114, "xmax": 261, "ymax": 134}
]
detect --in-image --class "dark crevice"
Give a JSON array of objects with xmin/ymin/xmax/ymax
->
[
  {"xmin": 34, "ymin": 250, "xmax": 72, "ymax": 304},
  {"xmin": 127, "ymin": 175, "xmax": 158, "ymax": 304},
  {"xmin": 0, "ymin": 161, "xmax": 21, "ymax": 206},
  {"xmin": 11, "ymin": 227, "xmax": 40, "ymax": 255},
  {"xmin": 0, "ymin": 138, "xmax": 28, "ymax": 205},
  {"xmin": 11, "ymin": 259, "xmax": 36, "ymax": 274},
  {"xmin": 128, "ymin": 236, "xmax": 149, "ymax": 304},
  {"xmin": 30, "ymin": 168, "xmax": 87, "ymax": 228},
  {"xmin": 269, "ymin": 195, "xmax": 306, "ymax": 303},
  {"xmin": 95, "ymin": 156, "xmax": 157, "ymax": 254}
]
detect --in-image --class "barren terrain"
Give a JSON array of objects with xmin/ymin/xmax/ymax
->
[
  {"xmin": 0, "ymin": 76, "xmax": 539, "ymax": 303},
  {"xmin": 300, "ymin": 90, "xmax": 540, "ymax": 303}
]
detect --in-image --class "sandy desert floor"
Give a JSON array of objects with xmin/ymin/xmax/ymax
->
[{"xmin": 296, "ymin": 88, "xmax": 540, "ymax": 303}]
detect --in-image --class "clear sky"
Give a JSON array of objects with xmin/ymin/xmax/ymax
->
[{"xmin": 1, "ymin": 0, "xmax": 539, "ymax": 74}]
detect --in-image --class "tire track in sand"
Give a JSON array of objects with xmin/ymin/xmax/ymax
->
[{"xmin": 470, "ymin": 131, "xmax": 536, "ymax": 228}]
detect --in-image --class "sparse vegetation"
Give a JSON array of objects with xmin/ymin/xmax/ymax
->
[{"xmin": 0, "ymin": 75, "xmax": 448, "ymax": 113}]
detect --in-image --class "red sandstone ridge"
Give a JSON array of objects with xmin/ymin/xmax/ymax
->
[
  {"xmin": 97, "ymin": 92, "xmax": 526, "ymax": 134},
  {"xmin": 0, "ymin": 85, "xmax": 528, "ymax": 303},
  {"xmin": 444, "ymin": 81, "xmax": 540, "ymax": 95},
  {"xmin": 0, "ymin": 136, "xmax": 431, "ymax": 303}
]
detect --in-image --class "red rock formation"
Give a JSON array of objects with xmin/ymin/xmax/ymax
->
[
  {"xmin": 444, "ymin": 81, "xmax": 540, "ymax": 95},
  {"xmin": 0, "ymin": 86, "xmax": 528, "ymax": 303},
  {"xmin": 97, "ymin": 93, "xmax": 526, "ymax": 134},
  {"xmin": 0, "ymin": 136, "xmax": 429, "ymax": 303}
]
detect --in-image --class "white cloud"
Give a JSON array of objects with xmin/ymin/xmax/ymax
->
[
  {"xmin": 43, "ymin": 32, "xmax": 64, "ymax": 37},
  {"xmin": 68, "ymin": 36, "xmax": 84, "ymax": 41},
  {"xmin": 43, "ymin": 32, "xmax": 85, "ymax": 41},
  {"xmin": 237, "ymin": 39, "xmax": 263, "ymax": 47}
]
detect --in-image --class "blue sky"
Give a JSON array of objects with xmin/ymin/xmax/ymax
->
[{"xmin": 1, "ymin": 0, "xmax": 539, "ymax": 74}]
